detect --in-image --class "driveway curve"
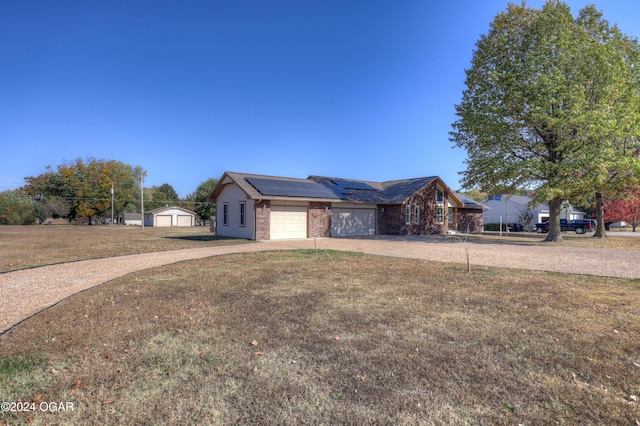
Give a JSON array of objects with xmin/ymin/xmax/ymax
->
[{"xmin": 1, "ymin": 236, "xmax": 638, "ymax": 334}]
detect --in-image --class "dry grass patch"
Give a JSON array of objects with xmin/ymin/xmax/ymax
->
[
  {"xmin": 457, "ymin": 232, "xmax": 640, "ymax": 250},
  {"xmin": 1, "ymin": 251, "xmax": 639, "ymax": 425},
  {"xmin": 0, "ymin": 225, "xmax": 248, "ymax": 272}
]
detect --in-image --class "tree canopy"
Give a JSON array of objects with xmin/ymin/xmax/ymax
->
[
  {"xmin": 605, "ymin": 194, "xmax": 640, "ymax": 232},
  {"xmin": 0, "ymin": 188, "xmax": 38, "ymax": 225},
  {"xmin": 147, "ymin": 183, "xmax": 180, "ymax": 210},
  {"xmin": 185, "ymin": 178, "xmax": 218, "ymax": 224},
  {"xmin": 24, "ymin": 158, "xmax": 142, "ymax": 223},
  {"xmin": 4, "ymin": 159, "xmax": 218, "ymax": 225},
  {"xmin": 450, "ymin": 1, "xmax": 640, "ymax": 242}
]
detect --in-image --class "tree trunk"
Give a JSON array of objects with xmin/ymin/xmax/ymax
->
[
  {"xmin": 592, "ymin": 192, "xmax": 607, "ymax": 238},
  {"xmin": 544, "ymin": 197, "xmax": 564, "ymax": 242}
]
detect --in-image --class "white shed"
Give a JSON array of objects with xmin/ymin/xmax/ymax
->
[{"xmin": 144, "ymin": 206, "xmax": 196, "ymax": 227}]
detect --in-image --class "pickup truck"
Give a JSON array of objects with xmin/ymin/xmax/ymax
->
[{"xmin": 535, "ymin": 219, "xmax": 594, "ymax": 234}]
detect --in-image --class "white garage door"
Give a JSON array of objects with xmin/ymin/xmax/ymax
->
[
  {"xmin": 332, "ymin": 208, "xmax": 375, "ymax": 237},
  {"xmin": 156, "ymin": 215, "xmax": 172, "ymax": 227},
  {"xmin": 177, "ymin": 215, "xmax": 192, "ymax": 227},
  {"xmin": 271, "ymin": 206, "xmax": 308, "ymax": 239}
]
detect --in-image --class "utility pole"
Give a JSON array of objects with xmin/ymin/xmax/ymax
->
[
  {"xmin": 140, "ymin": 171, "xmax": 148, "ymax": 230},
  {"xmin": 110, "ymin": 184, "xmax": 114, "ymax": 226}
]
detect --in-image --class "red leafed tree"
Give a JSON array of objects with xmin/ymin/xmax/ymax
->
[{"xmin": 605, "ymin": 194, "xmax": 640, "ymax": 232}]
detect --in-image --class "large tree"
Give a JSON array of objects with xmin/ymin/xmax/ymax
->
[
  {"xmin": 450, "ymin": 1, "xmax": 640, "ymax": 242},
  {"xmin": 25, "ymin": 158, "xmax": 141, "ymax": 223},
  {"xmin": 576, "ymin": 7, "xmax": 640, "ymax": 237}
]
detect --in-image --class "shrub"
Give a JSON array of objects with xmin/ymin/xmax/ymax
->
[{"xmin": 484, "ymin": 223, "xmax": 508, "ymax": 231}]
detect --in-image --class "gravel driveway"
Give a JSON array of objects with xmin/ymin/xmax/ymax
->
[{"xmin": 1, "ymin": 236, "xmax": 638, "ymax": 334}]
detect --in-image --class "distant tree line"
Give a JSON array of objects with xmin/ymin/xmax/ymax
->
[{"xmin": 0, "ymin": 157, "xmax": 217, "ymax": 225}]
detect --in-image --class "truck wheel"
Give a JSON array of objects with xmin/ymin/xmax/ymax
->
[
  {"xmin": 536, "ymin": 227, "xmax": 545, "ymax": 233},
  {"xmin": 575, "ymin": 227, "xmax": 584, "ymax": 234}
]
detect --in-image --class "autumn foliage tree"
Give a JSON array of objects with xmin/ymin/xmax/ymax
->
[
  {"xmin": 25, "ymin": 158, "xmax": 141, "ymax": 223},
  {"xmin": 605, "ymin": 195, "xmax": 640, "ymax": 232}
]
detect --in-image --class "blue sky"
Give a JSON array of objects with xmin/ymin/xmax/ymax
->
[{"xmin": 1, "ymin": 1, "xmax": 639, "ymax": 198}]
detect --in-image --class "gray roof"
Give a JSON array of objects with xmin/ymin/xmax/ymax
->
[{"xmin": 454, "ymin": 192, "xmax": 489, "ymax": 211}]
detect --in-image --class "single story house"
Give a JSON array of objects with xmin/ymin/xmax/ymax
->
[
  {"xmin": 208, "ymin": 171, "xmax": 486, "ymax": 240},
  {"xmin": 143, "ymin": 206, "xmax": 196, "ymax": 227},
  {"xmin": 483, "ymin": 194, "xmax": 584, "ymax": 230}
]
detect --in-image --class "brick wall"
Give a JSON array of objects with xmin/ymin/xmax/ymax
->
[
  {"xmin": 457, "ymin": 208, "xmax": 483, "ymax": 233},
  {"xmin": 404, "ymin": 181, "xmax": 445, "ymax": 235},
  {"xmin": 254, "ymin": 200, "xmax": 271, "ymax": 240},
  {"xmin": 252, "ymin": 194, "xmax": 480, "ymax": 239},
  {"xmin": 309, "ymin": 202, "xmax": 331, "ymax": 237},
  {"xmin": 378, "ymin": 205, "xmax": 402, "ymax": 235},
  {"xmin": 379, "ymin": 181, "xmax": 450, "ymax": 235}
]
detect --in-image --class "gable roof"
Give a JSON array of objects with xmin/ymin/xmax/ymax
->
[
  {"xmin": 145, "ymin": 206, "xmax": 196, "ymax": 215},
  {"xmin": 486, "ymin": 194, "xmax": 535, "ymax": 207},
  {"xmin": 210, "ymin": 172, "xmax": 464, "ymax": 206},
  {"xmin": 485, "ymin": 194, "xmax": 551, "ymax": 211}
]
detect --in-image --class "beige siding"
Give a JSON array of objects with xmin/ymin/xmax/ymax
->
[{"xmin": 216, "ymin": 183, "xmax": 255, "ymax": 239}]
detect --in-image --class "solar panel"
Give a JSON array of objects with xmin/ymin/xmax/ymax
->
[
  {"xmin": 330, "ymin": 179, "xmax": 377, "ymax": 191},
  {"xmin": 246, "ymin": 177, "xmax": 340, "ymax": 199}
]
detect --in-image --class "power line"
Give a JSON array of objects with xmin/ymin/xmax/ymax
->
[{"xmin": 28, "ymin": 196, "xmax": 213, "ymax": 204}]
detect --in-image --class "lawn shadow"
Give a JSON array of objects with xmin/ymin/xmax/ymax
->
[
  {"xmin": 340, "ymin": 234, "xmax": 544, "ymax": 247},
  {"xmin": 164, "ymin": 235, "xmax": 247, "ymax": 243}
]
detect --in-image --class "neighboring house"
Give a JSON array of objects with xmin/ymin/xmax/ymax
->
[
  {"xmin": 122, "ymin": 213, "xmax": 142, "ymax": 226},
  {"xmin": 208, "ymin": 171, "xmax": 486, "ymax": 240},
  {"xmin": 483, "ymin": 194, "xmax": 584, "ymax": 229},
  {"xmin": 144, "ymin": 206, "xmax": 196, "ymax": 227}
]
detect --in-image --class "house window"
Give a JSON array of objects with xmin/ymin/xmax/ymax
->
[
  {"xmin": 222, "ymin": 203, "xmax": 229, "ymax": 226},
  {"xmin": 414, "ymin": 205, "xmax": 420, "ymax": 224},
  {"xmin": 405, "ymin": 204, "xmax": 412, "ymax": 224},
  {"xmin": 239, "ymin": 201, "xmax": 246, "ymax": 227},
  {"xmin": 436, "ymin": 189, "xmax": 445, "ymax": 223}
]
